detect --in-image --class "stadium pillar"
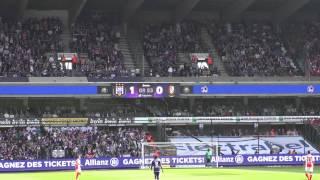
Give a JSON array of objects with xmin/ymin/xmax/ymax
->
[
  {"xmin": 295, "ymin": 98, "xmax": 301, "ymax": 109},
  {"xmin": 18, "ymin": 0, "xmax": 29, "ymax": 18},
  {"xmin": 189, "ymin": 98, "xmax": 194, "ymax": 111},
  {"xmin": 123, "ymin": 0, "xmax": 144, "ymax": 21},
  {"xmin": 174, "ymin": 0, "xmax": 200, "ymax": 22},
  {"xmin": 256, "ymin": 122, "xmax": 260, "ymax": 154},
  {"xmin": 69, "ymin": 0, "xmax": 87, "ymax": 24},
  {"xmin": 22, "ymin": 98, "xmax": 28, "ymax": 108},
  {"xmin": 243, "ymin": 97, "xmax": 248, "ymax": 106},
  {"xmin": 156, "ymin": 121, "xmax": 165, "ymax": 141},
  {"xmin": 79, "ymin": 98, "xmax": 85, "ymax": 110},
  {"xmin": 222, "ymin": 0, "xmax": 255, "ymax": 21},
  {"xmin": 272, "ymin": 0, "xmax": 310, "ymax": 24},
  {"xmin": 123, "ymin": 22, "xmax": 128, "ymax": 35}
]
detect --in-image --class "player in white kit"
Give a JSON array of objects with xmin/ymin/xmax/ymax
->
[
  {"xmin": 305, "ymin": 151, "xmax": 314, "ymax": 180},
  {"xmin": 75, "ymin": 155, "xmax": 82, "ymax": 180}
]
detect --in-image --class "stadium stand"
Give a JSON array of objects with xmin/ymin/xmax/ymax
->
[
  {"xmin": 1, "ymin": 14, "xmax": 320, "ymax": 80},
  {"xmin": 1, "ymin": 98, "xmax": 320, "ymax": 118},
  {"xmin": 0, "ymin": 16, "xmax": 63, "ymax": 77},
  {"xmin": 143, "ymin": 21, "xmax": 219, "ymax": 77},
  {"xmin": 0, "ymin": 101, "xmax": 149, "ymax": 118},
  {"xmin": 70, "ymin": 12, "xmax": 129, "ymax": 78},
  {"xmin": 167, "ymin": 124, "xmax": 300, "ymax": 137},
  {"xmin": 1, "ymin": 14, "xmax": 320, "ymax": 79},
  {"xmin": 208, "ymin": 22, "xmax": 302, "ymax": 76},
  {"xmin": 285, "ymin": 21, "xmax": 320, "ymax": 76},
  {"xmin": 1, "ymin": 0, "xmax": 320, "ymax": 173},
  {"xmin": 0, "ymin": 124, "xmax": 306, "ymax": 160},
  {"xmin": 0, "ymin": 127, "xmax": 147, "ymax": 160}
]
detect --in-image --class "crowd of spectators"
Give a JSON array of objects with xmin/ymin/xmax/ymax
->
[
  {"xmin": 0, "ymin": 124, "xmax": 301, "ymax": 160},
  {"xmin": 2, "ymin": 14, "xmax": 320, "ymax": 78},
  {"xmin": 0, "ymin": 103, "xmax": 149, "ymax": 119},
  {"xmin": 208, "ymin": 22, "xmax": 301, "ymax": 76},
  {"xmin": 167, "ymin": 125, "xmax": 300, "ymax": 137},
  {"xmin": 143, "ymin": 22, "xmax": 219, "ymax": 77},
  {"xmin": 305, "ymin": 23, "xmax": 320, "ymax": 76},
  {"xmin": 0, "ymin": 127, "xmax": 148, "ymax": 160},
  {"xmin": 0, "ymin": 14, "xmax": 131, "ymax": 78},
  {"xmin": 190, "ymin": 99, "xmax": 299, "ymax": 117},
  {"xmin": 143, "ymin": 98, "xmax": 320, "ymax": 117},
  {"xmin": 0, "ymin": 16, "xmax": 63, "ymax": 77},
  {"xmin": 3, "ymin": 14, "xmax": 320, "ymax": 78},
  {"xmin": 1, "ymin": 98, "xmax": 320, "ymax": 119},
  {"xmin": 70, "ymin": 12, "xmax": 129, "ymax": 78},
  {"xmin": 286, "ymin": 21, "xmax": 320, "ymax": 76}
]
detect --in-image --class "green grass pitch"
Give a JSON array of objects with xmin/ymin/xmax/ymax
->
[{"xmin": 0, "ymin": 167, "xmax": 311, "ymax": 180}]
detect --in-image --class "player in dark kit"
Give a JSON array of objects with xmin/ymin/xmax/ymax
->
[{"xmin": 151, "ymin": 156, "xmax": 163, "ymax": 180}]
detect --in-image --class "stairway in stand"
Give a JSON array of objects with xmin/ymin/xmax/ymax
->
[
  {"xmin": 61, "ymin": 23, "xmax": 71, "ymax": 53},
  {"xmin": 127, "ymin": 28, "xmax": 150, "ymax": 76},
  {"xmin": 119, "ymin": 34, "xmax": 136, "ymax": 71},
  {"xmin": 200, "ymin": 27, "xmax": 227, "ymax": 76}
]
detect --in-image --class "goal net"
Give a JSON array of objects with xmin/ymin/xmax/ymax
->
[{"xmin": 141, "ymin": 141, "xmax": 219, "ymax": 168}]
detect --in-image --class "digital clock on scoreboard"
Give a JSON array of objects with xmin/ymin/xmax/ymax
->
[{"xmin": 112, "ymin": 83, "xmax": 178, "ymax": 98}]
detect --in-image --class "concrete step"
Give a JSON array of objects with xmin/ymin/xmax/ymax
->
[
  {"xmin": 177, "ymin": 53, "xmax": 190, "ymax": 64},
  {"xmin": 118, "ymin": 35, "xmax": 136, "ymax": 70},
  {"xmin": 119, "ymin": 42, "xmax": 129, "ymax": 44},
  {"xmin": 200, "ymin": 27, "xmax": 227, "ymax": 76},
  {"xmin": 61, "ymin": 35, "xmax": 71, "ymax": 52},
  {"xmin": 127, "ymin": 28, "xmax": 150, "ymax": 72}
]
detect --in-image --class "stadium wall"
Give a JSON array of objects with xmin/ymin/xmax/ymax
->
[
  {"xmin": 288, "ymin": 12, "xmax": 319, "ymax": 22},
  {"xmin": 186, "ymin": 11, "xmax": 220, "ymax": 21},
  {"xmin": 0, "ymin": 155, "xmax": 320, "ymax": 172},
  {"xmin": 134, "ymin": 11, "xmax": 220, "ymax": 23},
  {"xmin": 242, "ymin": 12, "xmax": 273, "ymax": 21},
  {"xmin": 130, "ymin": 10, "xmax": 317, "ymax": 23},
  {"xmin": 135, "ymin": 11, "xmax": 172, "ymax": 23},
  {"xmin": 24, "ymin": 10, "xmax": 69, "ymax": 27}
]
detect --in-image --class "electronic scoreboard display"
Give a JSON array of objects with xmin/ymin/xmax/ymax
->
[{"xmin": 112, "ymin": 83, "xmax": 179, "ymax": 98}]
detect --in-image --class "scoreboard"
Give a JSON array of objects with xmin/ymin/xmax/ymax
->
[{"xmin": 112, "ymin": 83, "xmax": 179, "ymax": 98}]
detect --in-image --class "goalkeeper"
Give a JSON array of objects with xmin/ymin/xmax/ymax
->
[{"xmin": 205, "ymin": 148, "xmax": 212, "ymax": 167}]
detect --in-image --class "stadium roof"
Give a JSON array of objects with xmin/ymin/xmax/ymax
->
[{"xmin": 1, "ymin": 0, "xmax": 319, "ymax": 23}]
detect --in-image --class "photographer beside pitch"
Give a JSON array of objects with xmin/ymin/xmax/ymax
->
[{"xmin": 151, "ymin": 156, "xmax": 163, "ymax": 180}]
